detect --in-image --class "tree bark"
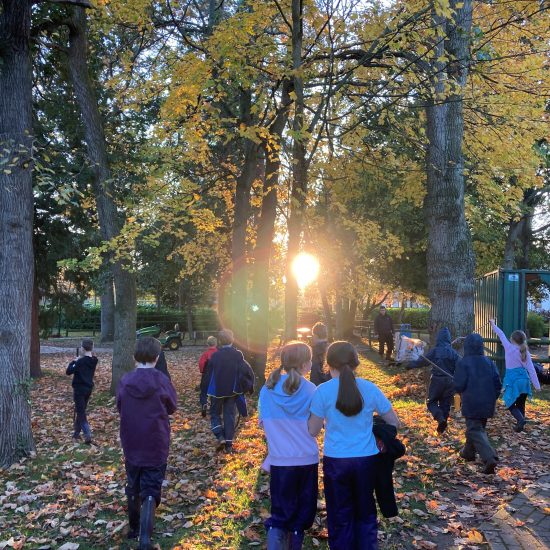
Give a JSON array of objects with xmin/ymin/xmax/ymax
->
[
  {"xmin": 285, "ymin": 0, "xmax": 307, "ymax": 340},
  {"xmin": 66, "ymin": 6, "xmax": 136, "ymax": 393},
  {"xmin": 424, "ymin": 0, "xmax": 475, "ymax": 339},
  {"xmin": 100, "ymin": 271, "xmax": 114, "ymax": 342},
  {"xmin": 30, "ymin": 279, "xmax": 42, "ymax": 378},
  {"xmin": 0, "ymin": 0, "xmax": 36, "ymax": 466}
]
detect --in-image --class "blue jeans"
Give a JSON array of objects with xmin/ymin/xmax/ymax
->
[
  {"xmin": 73, "ymin": 391, "xmax": 91, "ymax": 437},
  {"xmin": 323, "ymin": 455, "xmax": 378, "ymax": 550},
  {"xmin": 210, "ymin": 396, "xmax": 237, "ymax": 444}
]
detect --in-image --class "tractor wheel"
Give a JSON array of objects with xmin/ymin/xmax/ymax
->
[{"xmin": 168, "ymin": 339, "xmax": 180, "ymax": 351}]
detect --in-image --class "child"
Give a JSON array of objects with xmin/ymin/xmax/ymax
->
[
  {"xmin": 490, "ymin": 319, "xmax": 541, "ymax": 432},
  {"xmin": 310, "ymin": 322, "xmax": 330, "ymax": 386},
  {"xmin": 198, "ymin": 335, "xmax": 218, "ymax": 417},
  {"xmin": 406, "ymin": 327, "xmax": 460, "ymax": 433},
  {"xmin": 206, "ymin": 329, "xmax": 254, "ymax": 453},
  {"xmin": 259, "ymin": 342, "xmax": 319, "ymax": 549},
  {"xmin": 308, "ymin": 341, "xmax": 399, "ymax": 549},
  {"xmin": 66, "ymin": 338, "xmax": 98, "ymax": 444},
  {"xmin": 117, "ymin": 337, "xmax": 178, "ymax": 549},
  {"xmin": 453, "ymin": 333, "xmax": 502, "ymax": 474}
]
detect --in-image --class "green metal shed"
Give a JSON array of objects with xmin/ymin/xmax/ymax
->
[{"xmin": 474, "ymin": 269, "xmax": 550, "ymax": 366}]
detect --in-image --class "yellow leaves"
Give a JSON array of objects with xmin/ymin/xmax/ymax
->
[{"xmin": 465, "ymin": 529, "xmax": 484, "ymax": 544}]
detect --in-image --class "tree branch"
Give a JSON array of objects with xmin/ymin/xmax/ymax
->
[{"xmin": 34, "ymin": 0, "xmax": 93, "ymax": 7}]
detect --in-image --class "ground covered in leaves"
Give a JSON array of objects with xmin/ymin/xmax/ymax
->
[{"xmin": 1, "ymin": 343, "xmax": 549, "ymax": 549}]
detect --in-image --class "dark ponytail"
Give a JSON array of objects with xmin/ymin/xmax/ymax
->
[{"xmin": 327, "ymin": 341, "xmax": 363, "ymax": 417}]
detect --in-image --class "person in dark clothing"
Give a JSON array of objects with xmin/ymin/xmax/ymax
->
[
  {"xmin": 206, "ymin": 329, "xmax": 254, "ymax": 453},
  {"xmin": 374, "ymin": 306, "xmax": 394, "ymax": 361},
  {"xmin": 406, "ymin": 327, "xmax": 461, "ymax": 433},
  {"xmin": 154, "ymin": 351, "xmax": 171, "ymax": 380},
  {"xmin": 310, "ymin": 322, "xmax": 330, "ymax": 386},
  {"xmin": 453, "ymin": 333, "xmax": 502, "ymax": 475},
  {"xmin": 66, "ymin": 338, "xmax": 98, "ymax": 444},
  {"xmin": 198, "ymin": 336, "xmax": 218, "ymax": 416},
  {"xmin": 117, "ymin": 337, "xmax": 178, "ymax": 549}
]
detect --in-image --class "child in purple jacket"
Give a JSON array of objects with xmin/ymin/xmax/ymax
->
[{"xmin": 117, "ymin": 337, "xmax": 178, "ymax": 550}]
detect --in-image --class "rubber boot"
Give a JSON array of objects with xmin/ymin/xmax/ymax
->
[
  {"xmin": 289, "ymin": 530, "xmax": 304, "ymax": 550},
  {"xmin": 509, "ymin": 407, "xmax": 526, "ymax": 432},
  {"xmin": 127, "ymin": 495, "xmax": 140, "ymax": 539},
  {"xmin": 139, "ymin": 495, "xmax": 156, "ymax": 550},
  {"xmin": 82, "ymin": 422, "xmax": 92, "ymax": 445},
  {"xmin": 266, "ymin": 526, "xmax": 290, "ymax": 550}
]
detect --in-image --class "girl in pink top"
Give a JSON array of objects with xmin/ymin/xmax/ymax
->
[{"xmin": 490, "ymin": 319, "xmax": 541, "ymax": 432}]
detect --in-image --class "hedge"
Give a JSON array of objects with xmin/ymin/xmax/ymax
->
[{"xmin": 368, "ymin": 308, "xmax": 430, "ymax": 329}]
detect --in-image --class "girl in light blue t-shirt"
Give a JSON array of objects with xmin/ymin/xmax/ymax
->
[{"xmin": 308, "ymin": 341, "xmax": 399, "ymax": 550}]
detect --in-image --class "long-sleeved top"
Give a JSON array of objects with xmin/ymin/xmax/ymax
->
[
  {"xmin": 407, "ymin": 327, "xmax": 460, "ymax": 377},
  {"xmin": 374, "ymin": 313, "xmax": 393, "ymax": 336},
  {"xmin": 155, "ymin": 351, "xmax": 171, "ymax": 380},
  {"xmin": 310, "ymin": 340, "xmax": 330, "ymax": 386},
  {"xmin": 117, "ymin": 367, "xmax": 178, "ymax": 467},
  {"xmin": 198, "ymin": 346, "xmax": 218, "ymax": 374},
  {"xmin": 454, "ymin": 333, "xmax": 502, "ymax": 419},
  {"xmin": 66, "ymin": 356, "xmax": 98, "ymax": 394},
  {"xmin": 491, "ymin": 322, "xmax": 541, "ymax": 390},
  {"xmin": 259, "ymin": 374, "xmax": 319, "ymax": 469}
]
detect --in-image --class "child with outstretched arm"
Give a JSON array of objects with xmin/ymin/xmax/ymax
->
[
  {"xmin": 66, "ymin": 338, "xmax": 98, "ymax": 444},
  {"xmin": 490, "ymin": 319, "xmax": 540, "ymax": 432},
  {"xmin": 406, "ymin": 327, "xmax": 460, "ymax": 434}
]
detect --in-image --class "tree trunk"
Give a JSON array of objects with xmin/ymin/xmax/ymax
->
[
  {"xmin": 30, "ymin": 279, "xmax": 41, "ymax": 378},
  {"xmin": 0, "ymin": 0, "xmax": 36, "ymax": 467},
  {"xmin": 424, "ymin": 0, "xmax": 475, "ymax": 339},
  {"xmin": 319, "ymin": 282, "xmax": 333, "ymax": 340},
  {"xmin": 249, "ymin": 83, "xmax": 291, "ymax": 384},
  {"xmin": 186, "ymin": 308, "xmax": 194, "ymax": 339},
  {"xmin": 334, "ymin": 294, "xmax": 344, "ymax": 339},
  {"xmin": 100, "ymin": 272, "xmax": 114, "ymax": 342},
  {"xmin": 285, "ymin": 0, "xmax": 307, "ymax": 340},
  {"xmin": 66, "ymin": 6, "xmax": 136, "ymax": 393}
]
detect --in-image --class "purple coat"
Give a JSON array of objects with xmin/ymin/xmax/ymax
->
[{"xmin": 117, "ymin": 368, "xmax": 178, "ymax": 467}]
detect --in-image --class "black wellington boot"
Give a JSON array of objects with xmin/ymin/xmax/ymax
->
[
  {"xmin": 127, "ymin": 495, "xmax": 140, "ymax": 539},
  {"xmin": 139, "ymin": 496, "xmax": 156, "ymax": 550}
]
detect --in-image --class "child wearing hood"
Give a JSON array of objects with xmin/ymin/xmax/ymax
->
[
  {"xmin": 117, "ymin": 337, "xmax": 178, "ymax": 549},
  {"xmin": 406, "ymin": 327, "xmax": 461, "ymax": 433},
  {"xmin": 259, "ymin": 342, "xmax": 319, "ymax": 550},
  {"xmin": 490, "ymin": 319, "xmax": 541, "ymax": 432},
  {"xmin": 453, "ymin": 333, "xmax": 502, "ymax": 474}
]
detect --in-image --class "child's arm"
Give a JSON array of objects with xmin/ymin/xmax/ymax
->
[
  {"xmin": 198, "ymin": 352, "xmax": 208, "ymax": 374},
  {"xmin": 66, "ymin": 360, "xmax": 77, "ymax": 375},
  {"xmin": 524, "ymin": 354, "xmax": 542, "ymax": 390},
  {"xmin": 489, "ymin": 319, "xmax": 514, "ymax": 352},
  {"xmin": 491, "ymin": 362, "xmax": 502, "ymax": 395},
  {"xmin": 380, "ymin": 407, "xmax": 400, "ymax": 429},
  {"xmin": 307, "ymin": 413, "xmax": 324, "ymax": 437},
  {"xmin": 163, "ymin": 381, "xmax": 178, "ymax": 415},
  {"xmin": 453, "ymin": 361, "xmax": 468, "ymax": 394}
]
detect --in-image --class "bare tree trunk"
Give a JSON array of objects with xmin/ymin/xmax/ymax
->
[
  {"xmin": 320, "ymin": 283, "xmax": 333, "ymax": 340},
  {"xmin": 66, "ymin": 6, "xmax": 136, "ymax": 393},
  {"xmin": 335, "ymin": 294, "xmax": 344, "ymax": 339},
  {"xmin": 0, "ymin": 0, "xmax": 36, "ymax": 467},
  {"xmin": 100, "ymin": 271, "xmax": 114, "ymax": 342},
  {"xmin": 424, "ymin": 0, "xmax": 475, "ymax": 339},
  {"xmin": 30, "ymin": 279, "xmax": 42, "ymax": 378},
  {"xmin": 285, "ymin": 0, "xmax": 307, "ymax": 340}
]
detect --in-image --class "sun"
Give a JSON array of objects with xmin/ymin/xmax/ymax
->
[{"xmin": 291, "ymin": 252, "xmax": 320, "ymax": 290}]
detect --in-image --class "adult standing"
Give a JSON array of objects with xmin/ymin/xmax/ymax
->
[{"xmin": 374, "ymin": 306, "xmax": 394, "ymax": 362}]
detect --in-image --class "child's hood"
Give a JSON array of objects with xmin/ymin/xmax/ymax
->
[
  {"xmin": 268, "ymin": 376, "xmax": 314, "ymax": 416},
  {"xmin": 123, "ymin": 369, "xmax": 162, "ymax": 399},
  {"xmin": 436, "ymin": 327, "xmax": 451, "ymax": 347},
  {"xmin": 463, "ymin": 333, "xmax": 484, "ymax": 356}
]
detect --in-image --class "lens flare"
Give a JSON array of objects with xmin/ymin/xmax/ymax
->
[{"xmin": 291, "ymin": 252, "xmax": 320, "ymax": 289}]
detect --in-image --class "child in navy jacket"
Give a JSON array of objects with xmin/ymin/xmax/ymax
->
[
  {"xmin": 117, "ymin": 337, "xmax": 178, "ymax": 549},
  {"xmin": 66, "ymin": 338, "xmax": 97, "ymax": 444}
]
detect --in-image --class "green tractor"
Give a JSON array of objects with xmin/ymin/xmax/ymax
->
[{"xmin": 136, "ymin": 325, "xmax": 183, "ymax": 351}]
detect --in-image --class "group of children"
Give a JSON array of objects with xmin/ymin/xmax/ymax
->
[
  {"xmin": 63, "ymin": 316, "xmax": 545, "ymax": 549},
  {"xmin": 406, "ymin": 319, "xmax": 542, "ymax": 475}
]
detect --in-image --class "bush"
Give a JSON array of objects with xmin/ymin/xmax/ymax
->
[
  {"xmin": 368, "ymin": 308, "xmax": 430, "ymax": 329},
  {"xmin": 527, "ymin": 312, "xmax": 548, "ymax": 339}
]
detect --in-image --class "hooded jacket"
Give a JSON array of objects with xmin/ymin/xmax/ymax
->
[
  {"xmin": 117, "ymin": 368, "xmax": 178, "ymax": 467},
  {"xmin": 206, "ymin": 346, "xmax": 254, "ymax": 398},
  {"xmin": 259, "ymin": 374, "xmax": 319, "ymax": 468},
  {"xmin": 453, "ymin": 333, "xmax": 502, "ymax": 419},
  {"xmin": 66, "ymin": 356, "xmax": 98, "ymax": 394},
  {"xmin": 408, "ymin": 327, "xmax": 460, "ymax": 377}
]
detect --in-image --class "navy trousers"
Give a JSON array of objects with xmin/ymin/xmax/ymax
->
[
  {"xmin": 265, "ymin": 463, "xmax": 318, "ymax": 533},
  {"xmin": 210, "ymin": 396, "xmax": 237, "ymax": 444},
  {"xmin": 73, "ymin": 391, "xmax": 91, "ymax": 437},
  {"xmin": 323, "ymin": 455, "xmax": 378, "ymax": 550},
  {"xmin": 125, "ymin": 461, "xmax": 167, "ymax": 506},
  {"xmin": 426, "ymin": 376, "xmax": 454, "ymax": 422}
]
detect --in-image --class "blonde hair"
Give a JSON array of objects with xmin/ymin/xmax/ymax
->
[
  {"xmin": 266, "ymin": 341, "xmax": 312, "ymax": 395},
  {"xmin": 511, "ymin": 330, "xmax": 528, "ymax": 362},
  {"xmin": 207, "ymin": 335, "xmax": 217, "ymax": 347},
  {"xmin": 218, "ymin": 329, "xmax": 234, "ymax": 346}
]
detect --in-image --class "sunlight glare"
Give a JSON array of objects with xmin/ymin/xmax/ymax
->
[{"xmin": 291, "ymin": 252, "xmax": 320, "ymax": 289}]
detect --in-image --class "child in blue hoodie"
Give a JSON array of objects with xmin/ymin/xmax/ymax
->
[
  {"xmin": 259, "ymin": 342, "xmax": 319, "ymax": 550},
  {"xmin": 406, "ymin": 327, "xmax": 461, "ymax": 433}
]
